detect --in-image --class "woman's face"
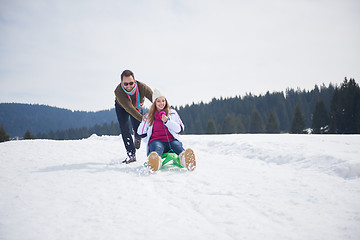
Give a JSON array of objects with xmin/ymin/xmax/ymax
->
[{"xmin": 155, "ymin": 97, "xmax": 167, "ymax": 111}]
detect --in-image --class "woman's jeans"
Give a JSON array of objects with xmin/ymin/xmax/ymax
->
[
  {"xmin": 115, "ymin": 101, "xmax": 141, "ymax": 156},
  {"xmin": 148, "ymin": 139, "xmax": 185, "ymax": 157}
]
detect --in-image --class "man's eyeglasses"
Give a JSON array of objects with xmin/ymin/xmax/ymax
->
[{"xmin": 123, "ymin": 82, "xmax": 135, "ymax": 86}]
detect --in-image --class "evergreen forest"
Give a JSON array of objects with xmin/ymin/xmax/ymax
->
[
  {"xmin": 0, "ymin": 103, "xmax": 116, "ymax": 137},
  {"xmin": 1, "ymin": 77, "xmax": 359, "ymax": 141},
  {"xmin": 177, "ymin": 78, "xmax": 359, "ymax": 135}
]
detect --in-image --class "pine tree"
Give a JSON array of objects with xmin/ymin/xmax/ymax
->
[
  {"xmin": 235, "ymin": 115, "xmax": 246, "ymax": 133},
  {"xmin": 329, "ymin": 78, "xmax": 360, "ymax": 133},
  {"xmin": 249, "ymin": 109, "xmax": 265, "ymax": 133},
  {"xmin": 0, "ymin": 124, "xmax": 10, "ymax": 142},
  {"xmin": 265, "ymin": 112, "xmax": 280, "ymax": 133},
  {"xmin": 311, "ymin": 99, "xmax": 329, "ymax": 134},
  {"xmin": 205, "ymin": 119, "xmax": 217, "ymax": 134},
  {"xmin": 194, "ymin": 116, "xmax": 204, "ymax": 134},
  {"xmin": 222, "ymin": 114, "xmax": 236, "ymax": 134},
  {"xmin": 290, "ymin": 105, "xmax": 306, "ymax": 134},
  {"xmin": 23, "ymin": 130, "xmax": 35, "ymax": 140}
]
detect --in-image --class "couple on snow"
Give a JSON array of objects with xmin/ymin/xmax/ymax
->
[{"xmin": 114, "ymin": 69, "xmax": 196, "ymax": 171}]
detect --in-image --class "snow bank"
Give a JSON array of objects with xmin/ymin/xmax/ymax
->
[
  {"xmin": 204, "ymin": 134, "xmax": 360, "ymax": 179},
  {"xmin": 0, "ymin": 134, "xmax": 359, "ymax": 240}
]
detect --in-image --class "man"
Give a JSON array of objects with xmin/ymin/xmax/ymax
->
[{"xmin": 114, "ymin": 70, "xmax": 153, "ymax": 163}]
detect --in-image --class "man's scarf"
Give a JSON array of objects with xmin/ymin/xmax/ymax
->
[{"xmin": 121, "ymin": 81, "xmax": 143, "ymax": 113}]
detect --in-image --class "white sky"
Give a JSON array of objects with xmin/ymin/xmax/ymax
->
[{"xmin": 1, "ymin": 0, "xmax": 359, "ymax": 111}]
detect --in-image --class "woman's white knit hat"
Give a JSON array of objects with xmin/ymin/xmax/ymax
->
[{"xmin": 152, "ymin": 88, "xmax": 166, "ymax": 101}]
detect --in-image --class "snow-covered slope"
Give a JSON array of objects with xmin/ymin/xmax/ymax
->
[{"xmin": 1, "ymin": 134, "xmax": 359, "ymax": 240}]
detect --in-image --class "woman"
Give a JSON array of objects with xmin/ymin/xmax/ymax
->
[{"xmin": 137, "ymin": 89, "xmax": 196, "ymax": 171}]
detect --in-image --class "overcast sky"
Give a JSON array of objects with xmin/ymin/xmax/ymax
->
[{"xmin": 1, "ymin": 0, "xmax": 359, "ymax": 111}]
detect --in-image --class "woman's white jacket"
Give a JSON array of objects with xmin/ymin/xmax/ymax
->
[{"xmin": 137, "ymin": 109, "xmax": 185, "ymax": 147}]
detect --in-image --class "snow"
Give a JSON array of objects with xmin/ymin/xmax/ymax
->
[{"xmin": 1, "ymin": 134, "xmax": 360, "ymax": 240}]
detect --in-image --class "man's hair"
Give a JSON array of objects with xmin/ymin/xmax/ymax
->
[{"xmin": 120, "ymin": 70, "xmax": 135, "ymax": 81}]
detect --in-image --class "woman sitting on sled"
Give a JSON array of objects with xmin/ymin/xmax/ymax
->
[{"xmin": 137, "ymin": 89, "xmax": 196, "ymax": 171}]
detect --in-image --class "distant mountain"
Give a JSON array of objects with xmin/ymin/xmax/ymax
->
[{"xmin": 0, "ymin": 103, "xmax": 117, "ymax": 137}]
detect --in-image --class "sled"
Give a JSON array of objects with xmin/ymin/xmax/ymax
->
[
  {"xmin": 144, "ymin": 152, "xmax": 184, "ymax": 169},
  {"xmin": 160, "ymin": 152, "xmax": 184, "ymax": 168}
]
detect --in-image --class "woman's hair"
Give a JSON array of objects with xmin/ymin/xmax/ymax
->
[{"xmin": 147, "ymin": 97, "xmax": 171, "ymax": 126}]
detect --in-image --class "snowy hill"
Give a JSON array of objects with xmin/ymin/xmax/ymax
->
[{"xmin": 1, "ymin": 134, "xmax": 360, "ymax": 240}]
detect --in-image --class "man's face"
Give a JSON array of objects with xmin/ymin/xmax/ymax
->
[{"xmin": 122, "ymin": 75, "xmax": 136, "ymax": 91}]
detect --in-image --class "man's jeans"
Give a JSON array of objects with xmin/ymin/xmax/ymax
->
[
  {"xmin": 115, "ymin": 101, "xmax": 141, "ymax": 156},
  {"xmin": 148, "ymin": 139, "xmax": 184, "ymax": 157}
]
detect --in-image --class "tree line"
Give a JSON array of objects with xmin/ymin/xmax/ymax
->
[
  {"xmin": 0, "ymin": 103, "xmax": 116, "ymax": 137},
  {"xmin": 35, "ymin": 121, "xmax": 120, "ymax": 140},
  {"xmin": 176, "ymin": 78, "xmax": 359, "ymax": 135},
  {"xmin": 0, "ymin": 121, "xmax": 120, "ymax": 141},
  {"xmin": 1, "ymin": 77, "xmax": 359, "ymax": 142}
]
